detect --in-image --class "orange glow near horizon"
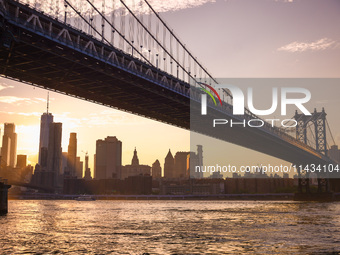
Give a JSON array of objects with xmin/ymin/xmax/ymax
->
[{"xmin": 0, "ymin": 78, "xmax": 190, "ymax": 177}]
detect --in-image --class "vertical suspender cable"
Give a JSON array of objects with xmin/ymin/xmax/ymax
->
[
  {"xmin": 148, "ymin": 8, "xmax": 152, "ymax": 62},
  {"xmin": 56, "ymin": 0, "xmax": 60, "ymax": 19},
  {"xmin": 163, "ymin": 25, "xmax": 166, "ymax": 71},
  {"xmin": 129, "ymin": 0, "xmax": 135, "ymax": 55},
  {"xmin": 111, "ymin": 0, "xmax": 115, "ymax": 45},
  {"xmin": 139, "ymin": 1, "xmax": 143, "ymax": 57},
  {"xmin": 119, "ymin": 2, "xmax": 125, "ymax": 51},
  {"xmin": 101, "ymin": 0, "xmax": 105, "ymax": 41},
  {"xmin": 156, "ymin": 18, "xmax": 159, "ymax": 66},
  {"xmin": 182, "ymin": 47, "xmax": 185, "ymax": 81}
]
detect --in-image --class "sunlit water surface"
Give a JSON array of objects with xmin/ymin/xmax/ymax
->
[{"xmin": 1, "ymin": 200, "xmax": 340, "ymax": 254}]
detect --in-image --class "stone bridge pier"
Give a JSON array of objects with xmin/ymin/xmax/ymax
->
[{"xmin": 0, "ymin": 181, "xmax": 11, "ymax": 215}]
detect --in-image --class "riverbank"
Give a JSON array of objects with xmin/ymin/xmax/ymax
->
[{"xmin": 8, "ymin": 192, "xmax": 340, "ymax": 201}]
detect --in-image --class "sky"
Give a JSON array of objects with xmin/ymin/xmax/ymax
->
[{"xmin": 0, "ymin": 0, "xmax": 339, "ymax": 177}]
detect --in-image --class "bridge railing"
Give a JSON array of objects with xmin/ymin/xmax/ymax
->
[
  {"xmin": 2, "ymin": 0, "xmax": 195, "ymax": 99},
  {"xmin": 6, "ymin": 0, "xmax": 216, "ymax": 90}
]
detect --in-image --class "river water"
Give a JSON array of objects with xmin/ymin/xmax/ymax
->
[{"xmin": 1, "ymin": 200, "xmax": 340, "ymax": 254}]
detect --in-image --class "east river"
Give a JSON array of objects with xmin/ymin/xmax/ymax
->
[{"xmin": 1, "ymin": 200, "xmax": 340, "ymax": 254}]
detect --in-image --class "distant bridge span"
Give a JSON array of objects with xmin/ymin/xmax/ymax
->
[{"xmin": 8, "ymin": 181, "xmax": 54, "ymax": 192}]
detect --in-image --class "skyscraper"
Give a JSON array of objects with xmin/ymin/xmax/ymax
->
[
  {"xmin": 131, "ymin": 147, "xmax": 139, "ymax": 166},
  {"xmin": 1, "ymin": 134, "xmax": 10, "ymax": 168},
  {"xmin": 38, "ymin": 112, "xmax": 54, "ymax": 165},
  {"xmin": 164, "ymin": 149, "xmax": 174, "ymax": 179},
  {"xmin": 329, "ymin": 145, "xmax": 340, "ymax": 163},
  {"xmin": 75, "ymin": 156, "xmax": 83, "ymax": 178},
  {"xmin": 121, "ymin": 148, "xmax": 151, "ymax": 180},
  {"xmin": 152, "ymin": 160, "xmax": 162, "ymax": 179},
  {"xmin": 0, "ymin": 128, "xmax": 1, "ymax": 167},
  {"xmin": 16, "ymin": 155, "xmax": 27, "ymax": 169},
  {"xmin": 84, "ymin": 153, "xmax": 92, "ymax": 180},
  {"xmin": 174, "ymin": 151, "xmax": 190, "ymax": 179},
  {"xmin": 47, "ymin": 122, "xmax": 62, "ymax": 188},
  {"xmin": 1, "ymin": 123, "xmax": 17, "ymax": 168},
  {"xmin": 93, "ymin": 154, "xmax": 96, "ymax": 177},
  {"xmin": 61, "ymin": 152, "xmax": 68, "ymax": 174},
  {"xmin": 67, "ymin": 133, "xmax": 77, "ymax": 177},
  {"xmin": 197, "ymin": 145, "xmax": 203, "ymax": 178},
  {"xmin": 189, "ymin": 145, "xmax": 204, "ymax": 179},
  {"xmin": 95, "ymin": 136, "xmax": 122, "ymax": 179}
]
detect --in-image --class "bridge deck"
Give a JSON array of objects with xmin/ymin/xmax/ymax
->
[
  {"xmin": 0, "ymin": 0, "xmax": 335, "ymax": 168},
  {"xmin": 0, "ymin": 0, "xmax": 190, "ymax": 128}
]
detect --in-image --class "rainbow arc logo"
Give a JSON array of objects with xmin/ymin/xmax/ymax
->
[{"xmin": 198, "ymin": 82, "xmax": 223, "ymax": 106}]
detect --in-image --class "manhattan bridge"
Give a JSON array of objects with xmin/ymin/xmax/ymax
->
[{"xmin": 0, "ymin": 0, "xmax": 339, "ymax": 195}]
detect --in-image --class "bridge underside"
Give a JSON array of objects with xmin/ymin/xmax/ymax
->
[
  {"xmin": 190, "ymin": 103, "xmax": 329, "ymax": 166},
  {"xmin": 0, "ymin": 26, "xmax": 329, "ymax": 166},
  {"xmin": 0, "ymin": 23, "xmax": 190, "ymax": 129},
  {"xmin": 0, "ymin": 1, "xmax": 332, "ymax": 169}
]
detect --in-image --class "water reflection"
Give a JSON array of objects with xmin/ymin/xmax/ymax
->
[{"xmin": 1, "ymin": 200, "xmax": 339, "ymax": 254}]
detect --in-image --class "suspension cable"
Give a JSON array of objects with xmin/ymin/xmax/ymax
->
[
  {"xmin": 119, "ymin": 0, "xmax": 197, "ymax": 86},
  {"xmin": 65, "ymin": 0, "xmax": 152, "ymax": 66},
  {"xmin": 326, "ymin": 119, "xmax": 336, "ymax": 146},
  {"xmin": 143, "ymin": 0, "xmax": 217, "ymax": 85},
  {"xmin": 307, "ymin": 123, "xmax": 316, "ymax": 148}
]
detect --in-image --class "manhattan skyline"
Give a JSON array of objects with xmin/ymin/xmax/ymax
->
[
  {"xmin": 1, "ymin": 1, "xmax": 340, "ymax": 254},
  {"xmin": 0, "ymin": 0, "xmax": 340, "ymax": 175}
]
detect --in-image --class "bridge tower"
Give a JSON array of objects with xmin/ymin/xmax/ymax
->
[
  {"xmin": 313, "ymin": 108, "xmax": 327, "ymax": 156},
  {"xmin": 294, "ymin": 111, "xmax": 309, "ymax": 145},
  {"xmin": 294, "ymin": 108, "xmax": 329, "ymax": 194}
]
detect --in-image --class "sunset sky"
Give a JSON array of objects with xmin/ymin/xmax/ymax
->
[{"xmin": 0, "ymin": 0, "xmax": 339, "ymax": 177}]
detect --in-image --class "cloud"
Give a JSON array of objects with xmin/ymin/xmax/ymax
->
[
  {"xmin": 16, "ymin": 112, "xmax": 41, "ymax": 116},
  {"xmin": 60, "ymin": 109, "xmax": 148, "ymax": 128},
  {"xmin": 0, "ymin": 83, "xmax": 14, "ymax": 91},
  {"xmin": 34, "ymin": 98, "xmax": 47, "ymax": 103},
  {"xmin": 142, "ymin": 0, "xmax": 216, "ymax": 13},
  {"xmin": 0, "ymin": 96, "xmax": 53, "ymax": 105},
  {"xmin": 33, "ymin": 97, "xmax": 55, "ymax": 103},
  {"xmin": 28, "ymin": 0, "xmax": 216, "ymax": 17},
  {"xmin": 274, "ymin": 0, "xmax": 294, "ymax": 2},
  {"xmin": 278, "ymin": 38, "xmax": 337, "ymax": 53},
  {"xmin": 53, "ymin": 112, "xmax": 82, "ymax": 129},
  {"xmin": 0, "ymin": 111, "xmax": 41, "ymax": 117},
  {"xmin": 0, "ymin": 96, "xmax": 31, "ymax": 104}
]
